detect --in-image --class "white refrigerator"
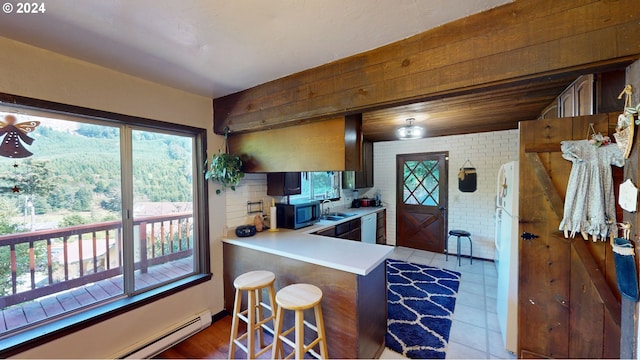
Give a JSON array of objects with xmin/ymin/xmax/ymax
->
[{"xmin": 494, "ymin": 161, "xmax": 519, "ymax": 354}]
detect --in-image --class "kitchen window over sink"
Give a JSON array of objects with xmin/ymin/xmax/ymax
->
[{"xmin": 291, "ymin": 171, "xmax": 340, "ymax": 202}]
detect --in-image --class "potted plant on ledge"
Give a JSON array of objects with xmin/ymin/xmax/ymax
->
[{"xmin": 205, "ymin": 127, "xmax": 244, "ymax": 194}]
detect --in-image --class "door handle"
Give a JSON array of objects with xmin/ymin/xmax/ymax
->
[{"xmin": 521, "ymin": 232, "xmax": 539, "ymax": 240}]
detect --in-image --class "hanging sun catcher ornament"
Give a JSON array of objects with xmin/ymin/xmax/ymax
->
[
  {"xmin": 0, "ymin": 114, "xmax": 40, "ymax": 158},
  {"xmin": 11, "ymin": 161, "xmax": 20, "ymax": 193}
]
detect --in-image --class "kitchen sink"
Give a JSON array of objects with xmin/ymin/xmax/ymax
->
[
  {"xmin": 320, "ymin": 215, "xmax": 343, "ymax": 221},
  {"xmin": 319, "ymin": 212, "xmax": 357, "ymax": 221}
]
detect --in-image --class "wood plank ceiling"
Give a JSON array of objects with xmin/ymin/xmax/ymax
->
[{"xmin": 361, "ymin": 75, "xmax": 576, "ymax": 142}]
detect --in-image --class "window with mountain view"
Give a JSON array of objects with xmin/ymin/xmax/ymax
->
[{"xmin": 0, "ymin": 101, "xmax": 208, "ymax": 338}]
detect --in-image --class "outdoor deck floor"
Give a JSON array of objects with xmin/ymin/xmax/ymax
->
[{"xmin": 0, "ymin": 258, "xmax": 193, "ymax": 336}]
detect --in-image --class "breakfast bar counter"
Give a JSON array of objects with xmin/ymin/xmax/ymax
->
[
  {"xmin": 223, "ymin": 226, "xmax": 391, "ymax": 275},
  {"xmin": 222, "ymin": 209, "xmax": 392, "ymax": 359}
]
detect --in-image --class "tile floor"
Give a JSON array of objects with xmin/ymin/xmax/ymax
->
[{"xmin": 379, "ymin": 246, "xmax": 517, "ymax": 359}]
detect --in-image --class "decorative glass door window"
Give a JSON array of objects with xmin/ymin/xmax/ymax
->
[{"xmin": 403, "ymin": 160, "xmax": 440, "ymax": 206}]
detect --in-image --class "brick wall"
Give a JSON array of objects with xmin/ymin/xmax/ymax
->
[{"xmin": 370, "ymin": 129, "xmax": 519, "ymax": 260}]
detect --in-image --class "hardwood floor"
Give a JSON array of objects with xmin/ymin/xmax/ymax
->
[{"xmin": 155, "ymin": 315, "xmax": 275, "ymax": 359}]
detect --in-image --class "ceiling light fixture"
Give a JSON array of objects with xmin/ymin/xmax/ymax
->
[{"xmin": 397, "ymin": 118, "xmax": 424, "ymax": 140}]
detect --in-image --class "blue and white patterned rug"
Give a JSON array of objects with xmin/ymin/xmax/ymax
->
[{"xmin": 386, "ymin": 258, "xmax": 462, "ymax": 359}]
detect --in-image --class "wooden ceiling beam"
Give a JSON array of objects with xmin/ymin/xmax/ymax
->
[{"xmin": 213, "ymin": 0, "xmax": 640, "ymax": 135}]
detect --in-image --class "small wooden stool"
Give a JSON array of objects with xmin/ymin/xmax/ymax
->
[
  {"xmin": 229, "ymin": 270, "xmax": 277, "ymax": 359},
  {"xmin": 446, "ymin": 229, "xmax": 473, "ymax": 266},
  {"xmin": 271, "ymin": 284, "xmax": 328, "ymax": 359}
]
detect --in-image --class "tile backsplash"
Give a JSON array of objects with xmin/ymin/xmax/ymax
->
[{"xmin": 225, "ymin": 173, "xmax": 367, "ymax": 233}]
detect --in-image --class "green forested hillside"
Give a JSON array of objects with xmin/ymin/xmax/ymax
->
[{"xmin": 0, "ymin": 125, "xmax": 193, "ymax": 233}]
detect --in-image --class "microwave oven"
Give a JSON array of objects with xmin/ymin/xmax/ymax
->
[{"xmin": 276, "ymin": 201, "xmax": 321, "ymax": 229}]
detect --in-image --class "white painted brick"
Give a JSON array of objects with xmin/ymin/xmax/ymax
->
[{"xmin": 374, "ymin": 129, "xmax": 518, "ymax": 260}]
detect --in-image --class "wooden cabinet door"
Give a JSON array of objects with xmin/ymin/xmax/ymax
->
[
  {"xmin": 559, "ymin": 90, "xmax": 574, "ymax": 118},
  {"xmin": 574, "ymin": 74, "xmax": 594, "ymax": 116},
  {"xmin": 266, "ymin": 172, "xmax": 301, "ymax": 195},
  {"xmin": 315, "ymin": 226, "xmax": 336, "ymax": 237},
  {"xmin": 557, "ymin": 75, "xmax": 594, "ymax": 118},
  {"xmin": 343, "ymin": 140, "xmax": 374, "ymax": 189},
  {"xmin": 376, "ymin": 210, "xmax": 386, "ymax": 244},
  {"xmin": 355, "ymin": 140, "xmax": 374, "ymax": 188},
  {"xmin": 519, "ymin": 114, "xmax": 620, "ymax": 358}
]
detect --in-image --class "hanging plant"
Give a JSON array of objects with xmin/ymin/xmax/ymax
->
[{"xmin": 204, "ymin": 127, "xmax": 244, "ymax": 194}]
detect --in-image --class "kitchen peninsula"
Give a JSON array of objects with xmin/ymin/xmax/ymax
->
[{"xmin": 222, "ymin": 207, "xmax": 392, "ymax": 359}]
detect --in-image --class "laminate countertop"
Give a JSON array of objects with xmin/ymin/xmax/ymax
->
[{"xmin": 222, "ymin": 207, "xmax": 392, "ymax": 276}]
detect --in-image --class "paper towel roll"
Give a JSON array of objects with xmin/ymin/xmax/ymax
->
[{"xmin": 270, "ymin": 206, "xmax": 277, "ymax": 230}]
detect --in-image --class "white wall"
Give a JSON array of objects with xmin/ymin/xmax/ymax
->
[
  {"xmin": 371, "ymin": 130, "xmax": 519, "ymax": 260},
  {"xmin": 0, "ymin": 36, "xmax": 227, "ymax": 358}
]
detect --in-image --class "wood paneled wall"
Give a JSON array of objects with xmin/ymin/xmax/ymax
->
[{"xmin": 213, "ymin": 0, "xmax": 640, "ymax": 135}]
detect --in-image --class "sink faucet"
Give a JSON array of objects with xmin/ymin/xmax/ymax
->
[{"xmin": 321, "ymin": 199, "xmax": 331, "ymax": 215}]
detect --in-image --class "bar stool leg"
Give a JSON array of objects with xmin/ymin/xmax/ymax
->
[
  {"xmin": 266, "ymin": 283, "xmax": 277, "ymax": 345},
  {"xmin": 294, "ymin": 310, "xmax": 304, "ymax": 359},
  {"xmin": 271, "ymin": 305, "xmax": 284, "ymax": 360},
  {"xmin": 255, "ymin": 288, "xmax": 265, "ymax": 348},
  {"xmin": 457, "ymin": 236, "xmax": 461, "ymax": 266},
  {"xmin": 229, "ymin": 288, "xmax": 242, "ymax": 360},
  {"xmin": 314, "ymin": 305, "xmax": 329, "ymax": 358},
  {"xmin": 247, "ymin": 289, "xmax": 256, "ymax": 358}
]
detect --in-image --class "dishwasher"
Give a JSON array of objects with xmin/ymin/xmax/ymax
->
[{"xmin": 361, "ymin": 213, "xmax": 377, "ymax": 244}]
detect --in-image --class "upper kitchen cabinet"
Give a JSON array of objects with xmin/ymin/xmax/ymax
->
[
  {"xmin": 542, "ymin": 70, "xmax": 625, "ymax": 119},
  {"xmin": 228, "ymin": 114, "xmax": 362, "ymax": 173},
  {"xmin": 559, "ymin": 74, "xmax": 594, "ymax": 117},
  {"xmin": 343, "ymin": 140, "xmax": 373, "ymax": 189},
  {"xmin": 267, "ymin": 172, "xmax": 301, "ymax": 196}
]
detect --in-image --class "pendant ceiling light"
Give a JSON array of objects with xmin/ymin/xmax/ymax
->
[{"xmin": 396, "ymin": 118, "xmax": 424, "ymax": 140}]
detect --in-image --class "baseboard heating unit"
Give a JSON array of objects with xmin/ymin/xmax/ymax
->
[{"xmin": 117, "ymin": 310, "xmax": 212, "ymax": 359}]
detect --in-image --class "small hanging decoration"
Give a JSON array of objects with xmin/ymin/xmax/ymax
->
[
  {"xmin": 10, "ymin": 161, "xmax": 20, "ymax": 193},
  {"xmin": 0, "ymin": 114, "xmax": 40, "ymax": 158},
  {"xmin": 613, "ymin": 84, "xmax": 635, "ymax": 159},
  {"xmin": 612, "ymin": 222, "xmax": 639, "ymax": 302},
  {"xmin": 587, "ymin": 123, "xmax": 611, "ymax": 147},
  {"xmin": 458, "ymin": 159, "xmax": 477, "ymax": 192},
  {"xmin": 619, "ymin": 179, "xmax": 638, "ymax": 213}
]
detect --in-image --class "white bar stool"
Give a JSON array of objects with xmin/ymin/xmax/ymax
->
[
  {"xmin": 229, "ymin": 270, "xmax": 277, "ymax": 359},
  {"xmin": 271, "ymin": 283, "xmax": 328, "ymax": 359}
]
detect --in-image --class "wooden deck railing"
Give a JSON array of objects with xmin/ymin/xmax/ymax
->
[{"xmin": 0, "ymin": 212, "xmax": 193, "ymax": 308}]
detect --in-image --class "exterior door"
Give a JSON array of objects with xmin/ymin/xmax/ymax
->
[
  {"xmin": 396, "ymin": 152, "xmax": 448, "ymax": 252},
  {"xmin": 519, "ymin": 114, "xmax": 620, "ymax": 358}
]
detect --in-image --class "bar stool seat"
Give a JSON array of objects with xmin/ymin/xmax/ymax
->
[
  {"xmin": 229, "ymin": 270, "xmax": 277, "ymax": 359},
  {"xmin": 271, "ymin": 283, "xmax": 328, "ymax": 359},
  {"xmin": 446, "ymin": 230, "xmax": 473, "ymax": 266}
]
